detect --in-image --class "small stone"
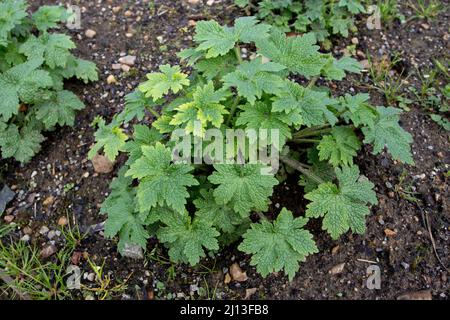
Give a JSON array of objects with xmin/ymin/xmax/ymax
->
[
  {"xmin": 420, "ymin": 23, "xmax": 430, "ymax": 30},
  {"xmin": 71, "ymin": 251, "xmax": 82, "ymax": 265},
  {"xmin": 125, "ymin": 33, "xmax": 133, "ymax": 38},
  {"xmin": 23, "ymin": 226, "xmax": 32, "ymax": 235},
  {"xmin": 188, "ymin": 20, "xmax": 196, "ymax": 27},
  {"xmin": 360, "ymin": 59, "xmax": 370, "ymax": 69},
  {"xmin": 244, "ymin": 288, "xmax": 257, "ymax": 299},
  {"xmin": 224, "ymin": 273, "xmax": 231, "ymax": 284},
  {"xmin": 3, "ymin": 215, "xmax": 14, "ymax": 223},
  {"xmin": 351, "ymin": 37, "xmax": 359, "ymax": 44},
  {"xmin": 122, "ymin": 243, "xmax": 144, "ymax": 259},
  {"xmin": 85, "ymin": 295, "xmax": 95, "ymax": 300},
  {"xmin": 112, "ymin": 6, "xmax": 121, "ymax": 14},
  {"xmin": 124, "ymin": 10, "xmax": 133, "ymax": 17},
  {"xmin": 85, "ymin": 29, "xmax": 96, "ymax": 38},
  {"xmin": 58, "ymin": 216, "xmax": 68, "ymax": 226},
  {"xmin": 20, "ymin": 234, "xmax": 30, "ymax": 242},
  {"xmin": 87, "ymin": 273, "xmax": 96, "ymax": 282},
  {"xmin": 82, "ymin": 172, "xmax": 90, "ymax": 178},
  {"xmin": 107, "ymin": 74, "xmax": 117, "ymax": 85},
  {"xmin": 384, "ymin": 228, "xmax": 397, "ymax": 237},
  {"xmin": 329, "ymin": 262, "xmax": 346, "ymax": 275},
  {"xmin": 188, "ymin": 0, "xmax": 201, "ymax": 4},
  {"xmin": 42, "ymin": 195, "xmax": 55, "ymax": 207},
  {"xmin": 206, "ymin": 0, "xmax": 215, "ymax": 5},
  {"xmin": 230, "ymin": 263, "xmax": 248, "ymax": 282},
  {"xmin": 92, "ymin": 154, "xmax": 114, "ymax": 174},
  {"xmin": 331, "ymin": 245, "xmax": 340, "ymax": 255},
  {"xmin": 121, "ymin": 64, "xmax": 131, "ymax": 72},
  {"xmin": 112, "ymin": 63, "xmax": 122, "ymax": 70},
  {"xmin": 39, "ymin": 225, "xmax": 49, "ymax": 235},
  {"xmin": 118, "ymin": 55, "xmax": 136, "ymax": 66},
  {"xmin": 40, "ymin": 244, "xmax": 57, "ymax": 258},
  {"xmin": 397, "ymin": 290, "xmax": 432, "ymax": 300},
  {"xmin": 47, "ymin": 230, "xmax": 57, "ymax": 240}
]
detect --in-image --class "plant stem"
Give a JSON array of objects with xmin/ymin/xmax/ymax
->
[
  {"xmin": 234, "ymin": 45, "xmax": 243, "ymax": 64},
  {"xmin": 226, "ymin": 95, "xmax": 240, "ymax": 125},
  {"xmin": 280, "ymin": 156, "xmax": 325, "ymax": 185},
  {"xmin": 307, "ymin": 75, "xmax": 319, "ymax": 88},
  {"xmin": 147, "ymin": 107, "xmax": 160, "ymax": 119},
  {"xmin": 292, "ymin": 138, "xmax": 321, "ymax": 143},
  {"xmin": 292, "ymin": 125, "xmax": 331, "ymax": 139},
  {"xmin": 255, "ymin": 211, "xmax": 268, "ymax": 221}
]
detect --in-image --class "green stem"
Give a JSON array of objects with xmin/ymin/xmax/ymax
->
[
  {"xmin": 280, "ymin": 156, "xmax": 325, "ymax": 185},
  {"xmin": 234, "ymin": 45, "xmax": 243, "ymax": 64},
  {"xmin": 307, "ymin": 75, "xmax": 319, "ymax": 88},
  {"xmin": 292, "ymin": 125, "xmax": 331, "ymax": 139},
  {"xmin": 292, "ymin": 138, "xmax": 321, "ymax": 143},
  {"xmin": 147, "ymin": 107, "xmax": 160, "ymax": 119},
  {"xmin": 226, "ymin": 96, "xmax": 240, "ymax": 126}
]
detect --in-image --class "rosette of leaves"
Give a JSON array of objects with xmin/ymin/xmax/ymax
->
[
  {"xmin": 0, "ymin": 1, "xmax": 98, "ymax": 163},
  {"xmin": 90, "ymin": 17, "xmax": 413, "ymax": 280},
  {"xmin": 235, "ymin": 0, "xmax": 366, "ymax": 49}
]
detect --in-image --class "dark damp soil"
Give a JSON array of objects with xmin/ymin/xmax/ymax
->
[{"xmin": 1, "ymin": 0, "xmax": 448, "ymax": 300}]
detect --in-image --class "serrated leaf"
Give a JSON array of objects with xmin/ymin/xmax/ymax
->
[
  {"xmin": 20, "ymin": 33, "xmax": 75, "ymax": 69},
  {"xmin": 157, "ymin": 210, "xmax": 219, "ymax": 266},
  {"xmin": 124, "ymin": 125, "xmax": 162, "ymax": 165},
  {"xmin": 318, "ymin": 126, "xmax": 361, "ymax": 167},
  {"xmin": 170, "ymin": 81, "xmax": 230, "ymax": 136},
  {"xmin": 208, "ymin": 164, "xmax": 278, "ymax": 216},
  {"xmin": 340, "ymin": 93, "xmax": 377, "ymax": 127},
  {"xmin": 323, "ymin": 56, "xmax": 361, "ymax": 81},
  {"xmin": 195, "ymin": 52, "xmax": 237, "ymax": 80},
  {"xmin": 0, "ymin": 123, "xmax": 44, "ymax": 163},
  {"xmin": 31, "ymin": 5, "xmax": 69, "ymax": 32},
  {"xmin": 117, "ymin": 90, "xmax": 155, "ymax": 123},
  {"xmin": 272, "ymin": 81, "xmax": 339, "ymax": 127},
  {"xmin": 102, "ymin": 167, "xmax": 149, "ymax": 252},
  {"xmin": 239, "ymin": 207, "xmax": 318, "ymax": 280},
  {"xmin": 362, "ymin": 106, "xmax": 414, "ymax": 164},
  {"xmin": 299, "ymin": 160, "xmax": 336, "ymax": 193},
  {"xmin": 305, "ymin": 165, "xmax": 377, "ymax": 239},
  {"xmin": 88, "ymin": 118, "xmax": 128, "ymax": 161},
  {"xmin": 338, "ymin": 0, "xmax": 366, "ymax": 14},
  {"xmin": 126, "ymin": 142, "xmax": 199, "ymax": 213},
  {"xmin": 138, "ymin": 64, "xmax": 190, "ymax": 100},
  {"xmin": 35, "ymin": 90, "xmax": 84, "ymax": 128},
  {"xmin": 0, "ymin": 0, "xmax": 28, "ymax": 47},
  {"xmin": 256, "ymin": 29, "xmax": 329, "ymax": 77},
  {"xmin": 236, "ymin": 101, "xmax": 292, "ymax": 146},
  {"xmin": 223, "ymin": 57, "xmax": 285, "ymax": 105}
]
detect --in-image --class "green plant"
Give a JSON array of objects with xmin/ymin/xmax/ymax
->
[
  {"xmin": 407, "ymin": 0, "xmax": 443, "ymax": 21},
  {"xmin": 90, "ymin": 18, "xmax": 413, "ymax": 280},
  {"xmin": 376, "ymin": 0, "xmax": 405, "ymax": 25},
  {"xmin": 235, "ymin": 0, "xmax": 366, "ymax": 49},
  {"xmin": 0, "ymin": 0, "xmax": 97, "ymax": 163}
]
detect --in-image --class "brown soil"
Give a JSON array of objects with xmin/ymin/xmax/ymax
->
[{"xmin": 1, "ymin": 0, "xmax": 449, "ymax": 300}]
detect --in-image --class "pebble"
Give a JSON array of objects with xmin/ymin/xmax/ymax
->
[
  {"xmin": 122, "ymin": 243, "xmax": 144, "ymax": 259},
  {"xmin": 23, "ymin": 226, "xmax": 32, "ymax": 235},
  {"xmin": 329, "ymin": 263, "xmax": 346, "ymax": 275},
  {"xmin": 20, "ymin": 234, "xmax": 30, "ymax": 242},
  {"xmin": 121, "ymin": 64, "xmax": 131, "ymax": 72},
  {"xmin": 58, "ymin": 216, "xmax": 68, "ymax": 226},
  {"xmin": 3, "ymin": 215, "xmax": 14, "ymax": 223},
  {"xmin": 384, "ymin": 228, "xmax": 397, "ymax": 237},
  {"xmin": 42, "ymin": 195, "xmax": 55, "ymax": 207},
  {"xmin": 40, "ymin": 244, "xmax": 57, "ymax": 258},
  {"xmin": 118, "ymin": 55, "xmax": 136, "ymax": 66},
  {"xmin": 124, "ymin": 10, "xmax": 133, "ymax": 17},
  {"xmin": 39, "ymin": 226, "xmax": 49, "ymax": 235},
  {"xmin": 230, "ymin": 263, "xmax": 248, "ymax": 282},
  {"xmin": 92, "ymin": 154, "xmax": 114, "ymax": 174},
  {"xmin": 112, "ymin": 6, "xmax": 121, "ymax": 13},
  {"xmin": 47, "ymin": 230, "xmax": 57, "ymax": 240},
  {"xmin": 85, "ymin": 29, "xmax": 96, "ymax": 38},
  {"xmin": 107, "ymin": 74, "xmax": 117, "ymax": 85},
  {"xmin": 112, "ymin": 63, "xmax": 122, "ymax": 70}
]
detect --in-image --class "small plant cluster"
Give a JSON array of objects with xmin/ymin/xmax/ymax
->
[
  {"xmin": 235, "ymin": 0, "xmax": 366, "ymax": 49},
  {"xmin": 0, "ymin": 0, "xmax": 98, "ymax": 163},
  {"xmin": 90, "ymin": 17, "xmax": 413, "ymax": 280}
]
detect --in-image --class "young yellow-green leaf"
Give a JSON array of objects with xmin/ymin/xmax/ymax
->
[
  {"xmin": 157, "ymin": 210, "xmax": 219, "ymax": 266},
  {"xmin": 256, "ymin": 29, "xmax": 329, "ymax": 77},
  {"xmin": 239, "ymin": 208, "xmax": 318, "ymax": 280},
  {"xmin": 272, "ymin": 81, "xmax": 339, "ymax": 127},
  {"xmin": 138, "ymin": 64, "xmax": 190, "ymax": 100},
  {"xmin": 305, "ymin": 166, "xmax": 377, "ymax": 239},
  {"xmin": 317, "ymin": 126, "xmax": 361, "ymax": 167},
  {"xmin": 35, "ymin": 90, "xmax": 84, "ymax": 129},
  {"xmin": 88, "ymin": 118, "xmax": 128, "ymax": 161},
  {"xmin": 126, "ymin": 142, "xmax": 199, "ymax": 213},
  {"xmin": 323, "ymin": 56, "xmax": 361, "ymax": 81},
  {"xmin": 223, "ymin": 57, "xmax": 285, "ymax": 105},
  {"xmin": 170, "ymin": 81, "xmax": 230, "ymax": 136},
  {"xmin": 0, "ymin": 123, "xmax": 44, "ymax": 163},
  {"xmin": 208, "ymin": 164, "xmax": 278, "ymax": 217},
  {"xmin": 362, "ymin": 106, "xmax": 414, "ymax": 164}
]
